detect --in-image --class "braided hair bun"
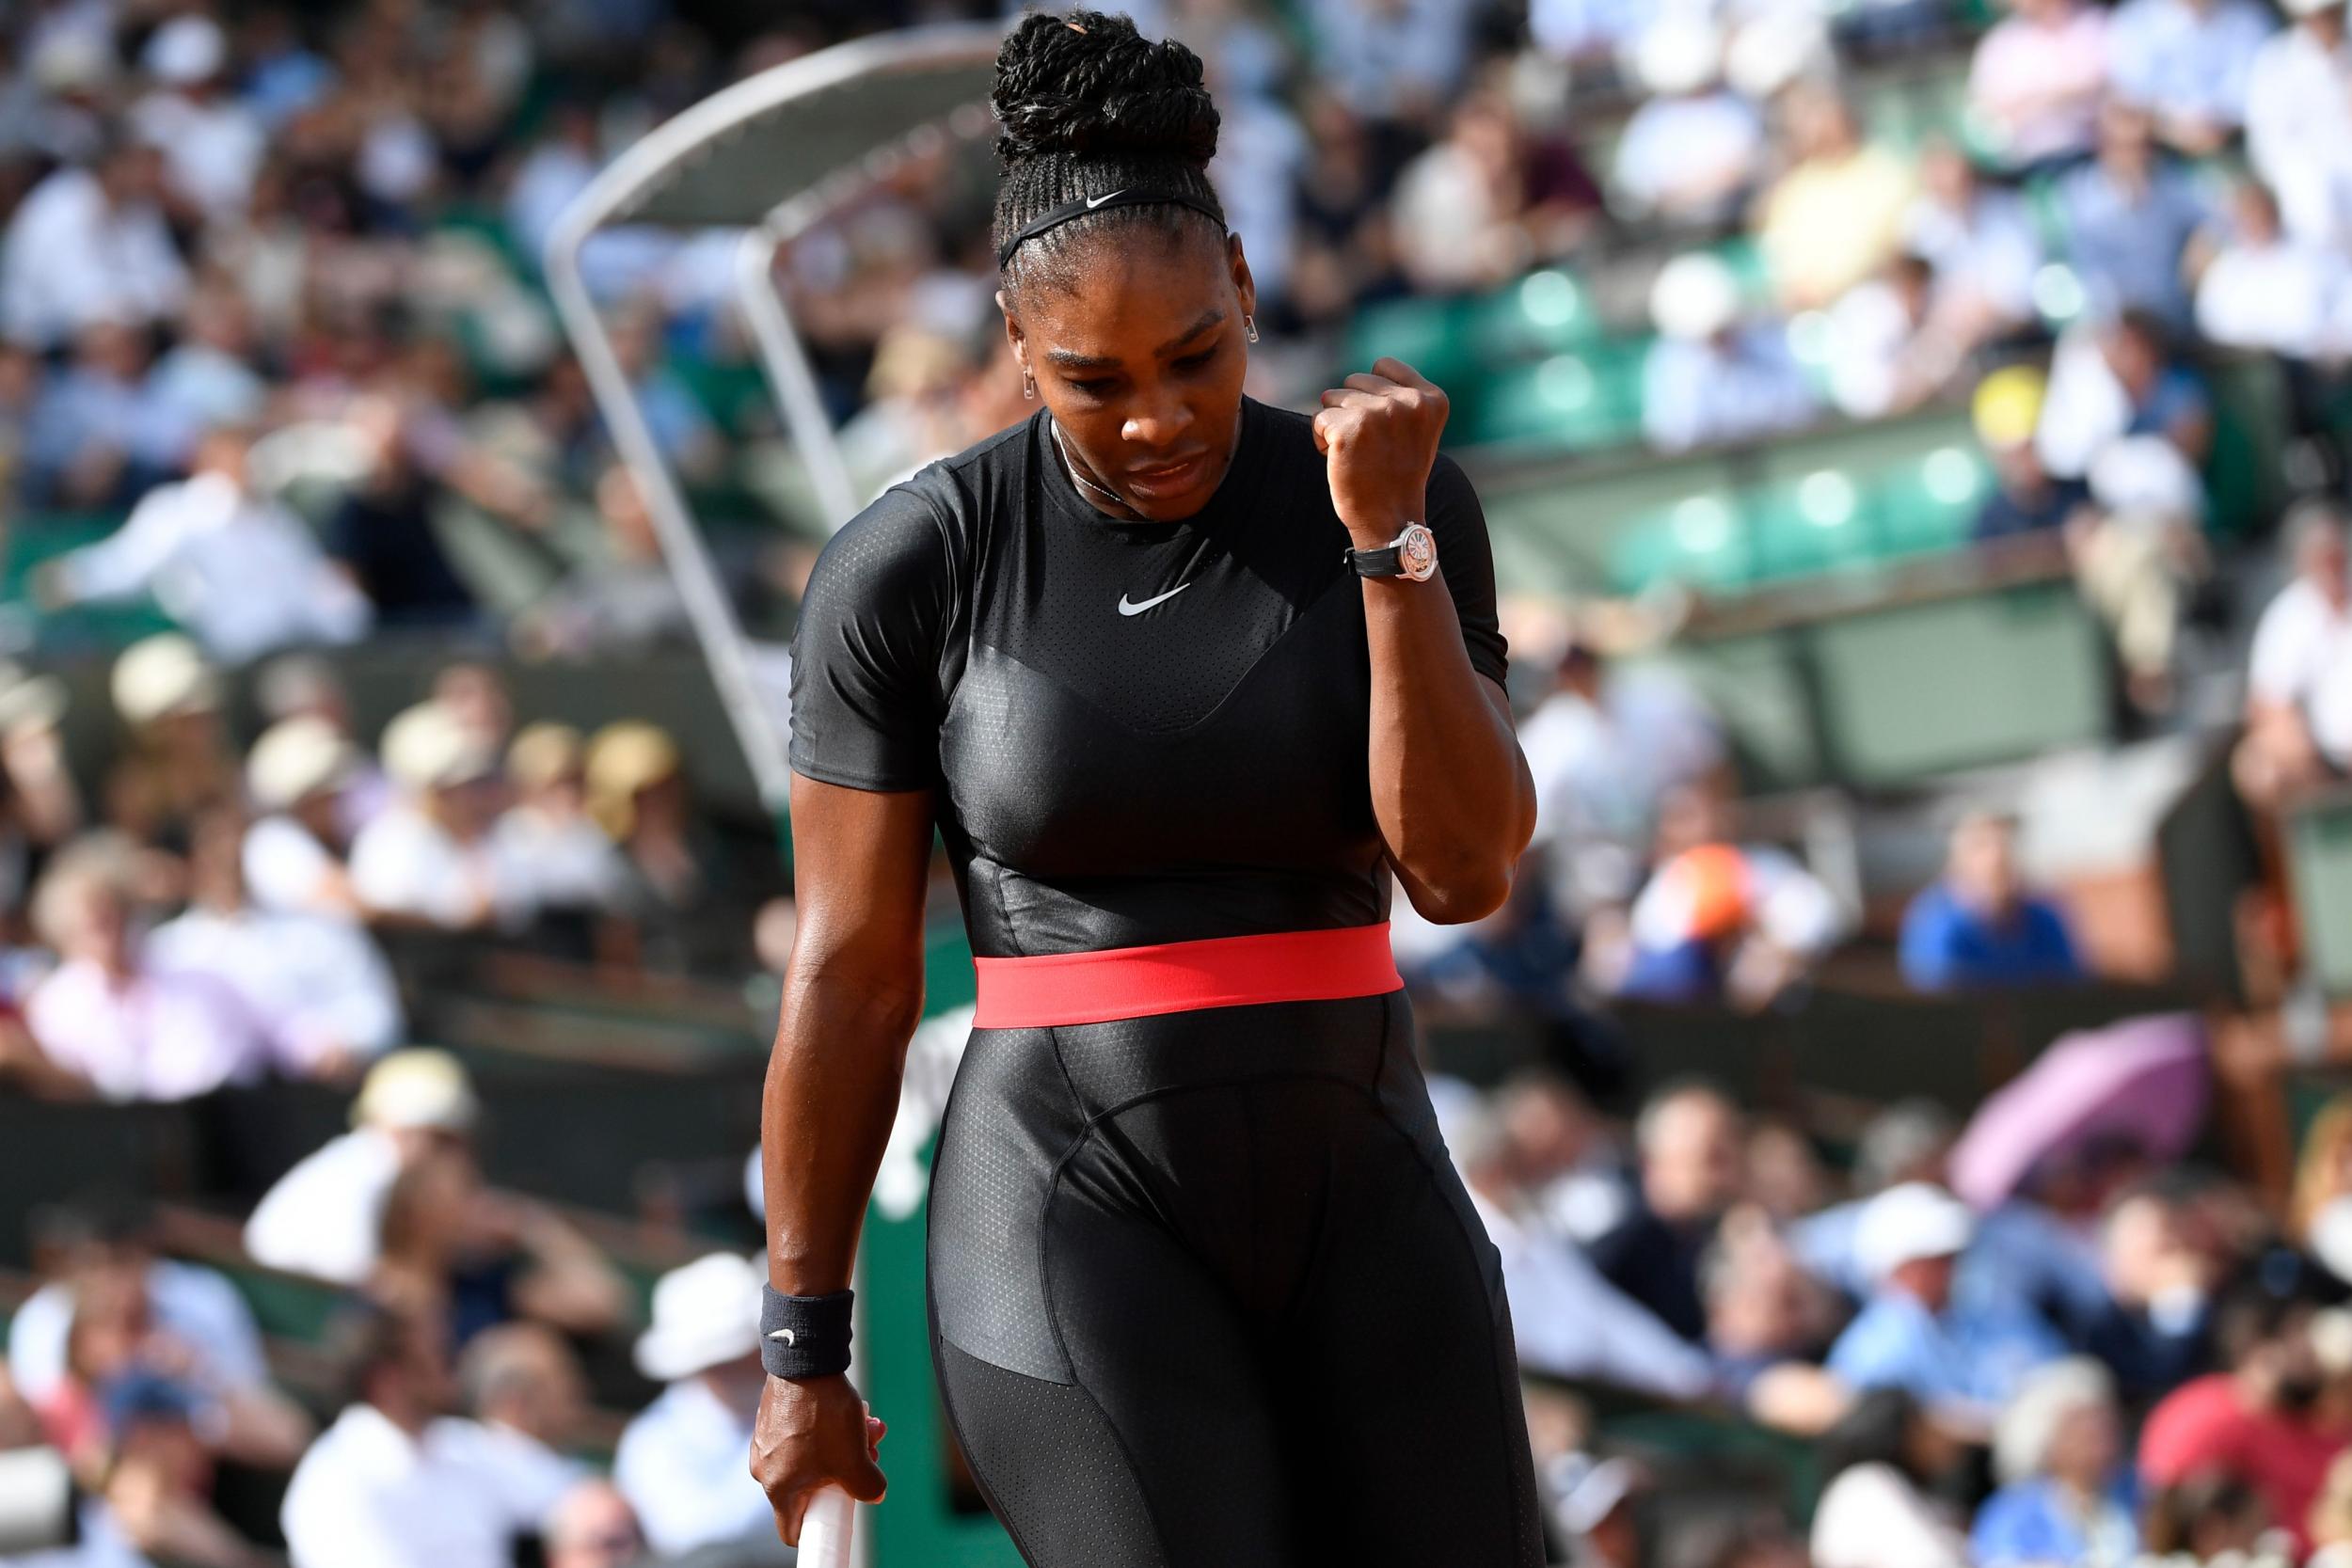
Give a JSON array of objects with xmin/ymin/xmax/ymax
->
[
  {"xmin": 991, "ymin": 11, "xmax": 1229, "ymax": 285},
  {"xmin": 993, "ymin": 10, "xmax": 1219, "ymax": 168}
]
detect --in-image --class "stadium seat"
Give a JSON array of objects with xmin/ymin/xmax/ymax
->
[
  {"xmin": 1469, "ymin": 268, "xmax": 1605, "ymax": 360},
  {"xmin": 1869, "ymin": 443, "xmax": 1991, "ymax": 559}
]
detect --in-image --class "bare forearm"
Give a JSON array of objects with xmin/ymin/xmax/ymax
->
[
  {"xmin": 760, "ymin": 961, "xmax": 922, "ymax": 1294},
  {"xmin": 1361, "ymin": 576, "xmax": 1534, "ymax": 920}
]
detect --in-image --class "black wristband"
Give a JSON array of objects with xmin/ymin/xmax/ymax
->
[{"xmin": 760, "ymin": 1284, "xmax": 854, "ymax": 1379}]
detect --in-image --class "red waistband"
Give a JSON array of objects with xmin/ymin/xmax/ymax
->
[{"xmin": 970, "ymin": 922, "xmax": 1402, "ymax": 1029}]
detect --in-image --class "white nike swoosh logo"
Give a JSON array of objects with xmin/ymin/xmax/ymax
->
[
  {"xmin": 768, "ymin": 1329, "xmax": 796, "ymax": 1346},
  {"xmin": 1085, "ymin": 189, "xmax": 1126, "ymax": 210},
  {"xmin": 1118, "ymin": 583, "xmax": 1192, "ymax": 616}
]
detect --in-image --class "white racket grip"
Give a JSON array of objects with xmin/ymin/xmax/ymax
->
[{"xmin": 797, "ymin": 1486, "xmax": 855, "ymax": 1568}]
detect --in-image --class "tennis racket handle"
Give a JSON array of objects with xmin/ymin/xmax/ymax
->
[{"xmin": 798, "ymin": 1487, "xmax": 855, "ymax": 1568}]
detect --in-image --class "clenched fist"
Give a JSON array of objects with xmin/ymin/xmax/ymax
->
[{"xmin": 1312, "ymin": 356, "xmax": 1450, "ymax": 544}]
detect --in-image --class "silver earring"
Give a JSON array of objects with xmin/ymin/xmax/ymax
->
[
  {"xmin": 1245, "ymin": 314, "xmax": 1260, "ymax": 344},
  {"xmin": 1023, "ymin": 372, "xmax": 1036, "ymax": 400}
]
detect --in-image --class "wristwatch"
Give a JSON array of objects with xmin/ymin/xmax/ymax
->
[{"xmin": 1343, "ymin": 521, "xmax": 1439, "ymax": 581}]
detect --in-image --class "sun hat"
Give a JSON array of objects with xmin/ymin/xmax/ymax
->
[
  {"xmin": 634, "ymin": 1253, "xmax": 765, "ymax": 1383},
  {"xmin": 1855, "ymin": 1182, "xmax": 1977, "ymax": 1283},
  {"xmin": 351, "ymin": 1049, "xmax": 479, "ymax": 1133},
  {"xmin": 247, "ymin": 716, "xmax": 358, "ymax": 812},
  {"xmin": 110, "ymin": 635, "xmax": 220, "ymax": 726}
]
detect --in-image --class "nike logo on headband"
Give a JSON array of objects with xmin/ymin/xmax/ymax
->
[{"xmin": 1085, "ymin": 189, "xmax": 1126, "ymax": 210}]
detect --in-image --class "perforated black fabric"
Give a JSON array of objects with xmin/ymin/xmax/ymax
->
[
  {"xmin": 785, "ymin": 396, "xmax": 1510, "ymax": 958},
  {"xmin": 926, "ymin": 994, "xmax": 1548, "ymax": 1568}
]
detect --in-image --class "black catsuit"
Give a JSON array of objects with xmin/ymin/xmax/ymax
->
[{"xmin": 786, "ymin": 395, "xmax": 1547, "ymax": 1567}]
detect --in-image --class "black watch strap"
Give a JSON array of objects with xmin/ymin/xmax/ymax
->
[
  {"xmin": 1343, "ymin": 542, "xmax": 1405, "ymax": 578},
  {"xmin": 760, "ymin": 1284, "xmax": 854, "ymax": 1379}
]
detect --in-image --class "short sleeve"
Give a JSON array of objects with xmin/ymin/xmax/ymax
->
[
  {"xmin": 1424, "ymin": 452, "xmax": 1510, "ymax": 689},
  {"xmin": 787, "ymin": 482, "xmax": 955, "ymax": 792}
]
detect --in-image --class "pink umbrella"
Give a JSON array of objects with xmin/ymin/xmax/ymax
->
[{"xmin": 1949, "ymin": 1012, "xmax": 2210, "ymax": 1212}]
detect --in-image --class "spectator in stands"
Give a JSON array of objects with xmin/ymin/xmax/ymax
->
[
  {"xmin": 2294, "ymin": 1094, "xmax": 2352, "ymax": 1287},
  {"xmin": 542, "ymin": 1481, "xmax": 647, "ymax": 1568},
  {"xmin": 2055, "ymin": 101, "xmax": 2214, "ymax": 329},
  {"xmin": 351, "ymin": 700, "xmax": 533, "ymax": 932},
  {"xmin": 1751, "ymin": 84, "xmax": 1915, "ymax": 314},
  {"xmin": 38, "ymin": 425, "xmax": 374, "ymax": 665},
  {"xmin": 1702, "ymin": 1214, "xmax": 1851, "ymax": 1433},
  {"xmin": 1550, "ymin": 1451, "xmax": 1647, "ymax": 1568},
  {"xmin": 369, "ymin": 1142, "xmax": 629, "ymax": 1353},
  {"xmin": 1826, "ymin": 1182, "xmax": 2066, "ymax": 1425},
  {"xmin": 1302, "ymin": 0, "xmax": 1472, "ymax": 139},
  {"xmin": 1390, "ymin": 88, "xmax": 1599, "ymax": 296},
  {"xmin": 2195, "ymin": 180, "xmax": 2351, "ymax": 365},
  {"xmin": 1971, "ymin": 1357, "xmax": 2140, "ymax": 1565},
  {"xmin": 434, "ymin": 661, "xmax": 516, "ymax": 760},
  {"xmin": 318, "ymin": 392, "xmax": 496, "ymax": 632},
  {"xmin": 511, "ymin": 464, "xmax": 689, "ymax": 660},
  {"xmin": 8, "ymin": 1196, "xmax": 309, "ymax": 1471},
  {"xmin": 147, "ymin": 808, "xmax": 403, "ymax": 1081},
  {"xmin": 1609, "ymin": 20, "xmax": 1764, "ymax": 228},
  {"xmin": 1904, "ymin": 140, "xmax": 2042, "ymax": 351},
  {"xmin": 0, "ymin": 131, "xmax": 186, "ymax": 351},
  {"xmin": 1970, "ymin": 366, "xmax": 2093, "ymax": 544},
  {"xmin": 1520, "ymin": 638, "xmax": 1726, "ymax": 927},
  {"xmin": 1793, "ymin": 1099, "xmax": 1963, "ymax": 1300},
  {"xmin": 2084, "ymin": 1181, "xmax": 2222, "ymax": 1404},
  {"xmin": 245, "ymin": 1048, "xmax": 481, "ymax": 1286},
  {"xmin": 1970, "ymin": 0, "xmax": 2112, "ymax": 174},
  {"xmin": 2106, "ymin": 0, "xmax": 2274, "ymax": 157},
  {"xmin": 61, "ymin": 1364, "xmax": 277, "ymax": 1568},
  {"xmin": 1451, "ymin": 1099, "xmax": 1718, "ymax": 1400},
  {"xmin": 1286, "ymin": 90, "xmax": 1401, "ymax": 333},
  {"xmin": 1808, "ymin": 1388, "xmax": 1972, "ymax": 1568},
  {"xmin": 242, "ymin": 715, "xmax": 368, "ymax": 922},
  {"xmin": 2138, "ymin": 1277, "xmax": 2352, "ymax": 1557},
  {"xmin": 127, "ymin": 15, "xmax": 262, "ymax": 221},
  {"xmin": 20, "ymin": 317, "xmax": 188, "ymax": 510},
  {"xmin": 1821, "ymin": 253, "xmax": 1963, "ymax": 421},
  {"xmin": 586, "ymin": 720, "xmax": 762, "ymax": 973},
  {"xmin": 2237, "ymin": 501, "xmax": 2352, "ymax": 812},
  {"xmin": 1586, "ymin": 1080, "xmax": 1744, "ymax": 1342},
  {"xmin": 280, "ymin": 1303, "xmax": 517, "ymax": 1568},
  {"xmin": 1899, "ymin": 811, "xmax": 2085, "ymax": 992},
  {"xmin": 1607, "ymin": 784, "xmax": 1847, "ymax": 1010},
  {"xmin": 23, "ymin": 837, "xmax": 270, "ymax": 1103},
  {"xmin": 493, "ymin": 722, "xmax": 632, "ymax": 953},
  {"xmin": 146, "ymin": 286, "xmax": 267, "ymax": 444},
  {"xmin": 612, "ymin": 1253, "xmax": 781, "ymax": 1558},
  {"xmin": 444, "ymin": 1323, "xmax": 591, "ymax": 1544},
  {"xmin": 99, "ymin": 635, "xmax": 237, "ymax": 855},
  {"xmin": 2247, "ymin": 0, "xmax": 2352, "ymax": 253},
  {"xmin": 1640, "ymin": 253, "xmax": 1819, "ymax": 455},
  {"xmin": 2139, "ymin": 1470, "xmax": 2278, "ymax": 1560},
  {"xmin": 252, "ymin": 653, "xmax": 392, "ymax": 832}
]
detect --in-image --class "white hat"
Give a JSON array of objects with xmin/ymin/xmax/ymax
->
[
  {"xmin": 635, "ymin": 1253, "xmax": 764, "ymax": 1383},
  {"xmin": 141, "ymin": 15, "xmax": 225, "ymax": 86},
  {"xmin": 380, "ymin": 701, "xmax": 496, "ymax": 793},
  {"xmin": 2285, "ymin": 0, "xmax": 2346, "ymax": 18},
  {"xmin": 352, "ymin": 1049, "xmax": 478, "ymax": 1132},
  {"xmin": 110, "ymin": 635, "xmax": 220, "ymax": 726},
  {"xmin": 2088, "ymin": 434, "xmax": 2204, "ymax": 523},
  {"xmin": 1628, "ymin": 19, "xmax": 1723, "ymax": 98},
  {"xmin": 247, "ymin": 716, "xmax": 358, "ymax": 812},
  {"xmin": 1651, "ymin": 253, "xmax": 1742, "ymax": 342},
  {"xmin": 1855, "ymin": 1181, "xmax": 1976, "ymax": 1282},
  {"xmin": 1726, "ymin": 14, "xmax": 1830, "ymax": 101}
]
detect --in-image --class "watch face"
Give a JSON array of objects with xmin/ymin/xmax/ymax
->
[{"xmin": 1397, "ymin": 522, "xmax": 1438, "ymax": 581}]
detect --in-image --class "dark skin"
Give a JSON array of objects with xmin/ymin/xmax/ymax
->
[{"xmin": 751, "ymin": 223, "xmax": 1535, "ymax": 1544}]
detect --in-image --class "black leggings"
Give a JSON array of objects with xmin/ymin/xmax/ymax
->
[{"xmin": 924, "ymin": 990, "xmax": 1547, "ymax": 1567}]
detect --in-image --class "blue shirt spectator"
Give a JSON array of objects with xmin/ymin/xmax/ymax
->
[
  {"xmin": 1899, "ymin": 812, "xmax": 2085, "ymax": 992},
  {"xmin": 2106, "ymin": 0, "xmax": 2274, "ymax": 149},
  {"xmin": 1972, "ymin": 1474, "xmax": 2139, "ymax": 1565},
  {"xmin": 2058, "ymin": 103, "xmax": 2215, "ymax": 328},
  {"xmin": 1973, "ymin": 1359, "xmax": 2141, "ymax": 1567},
  {"xmin": 1641, "ymin": 328, "xmax": 1820, "ymax": 454}
]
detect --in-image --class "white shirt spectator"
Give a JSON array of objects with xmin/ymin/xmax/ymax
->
[
  {"xmin": 25, "ymin": 958, "xmax": 267, "ymax": 1103},
  {"xmin": 1521, "ymin": 668, "xmax": 1725, "ymax": 914},
  {"xmin": 431, "ymin": 1419, "xmax": 587, "ymax": 1537},
  {"xmin": 351, "ymin": 806, "xmax": 534, "ymax": 930},
  {"xmin": 280, "ymin": 1404, "xmax": 516, "ymax": 1568},
  {"xmin": 1642, "ymin": 328, "xmax": 1820, "ymax": 454},
  {"xmin": 0, "ymin": 167, "xmax": 188, "ymax": 350},
  {"xmin": 146, "ymin": 904, "xmax": 403, "ymax": 1072},
  {"xmin": 2249, "ymin": 576, "xmax": 2352, "ymax": 766},
  {"xmin": 2247, "ymin": 21, "xmax": 2352, "ymax": 250},
  {"xmin": 612, "ymin": 1377, "xmax": 772, "ymax": 1557},
  {"xmin": 128, "ymin": 90, "xmax": 264, "ymax": 219},
  {"xmin": 8, "ymin": 1259, "xmax": 268, "ymax": 1406},
  {"xmin": 1465, "ymin": 1186, "xmax": 1718, "ymax": 1401},
  {"xmin": 1968, "ymin": 5, "xmax": 2111, "ymax": 167},
  {"xmin": 242, "ymin": 815, "xmax": 344, "ymax": 918},
  {"xmin": 2106, "ymin": 0, "xmax": 2274, "ymax": 133},
  {"xmin": 49, "ymin": 471, "xmax": 373, "ymax": 665},
  {"xmin": 244, "ymin": 1128, "xmax": 402, "ymax": 1286},
  {"xmin": 1613, "ymin": 92, "xmax": 1764, "ymax": 224},
  {"xmin": 490, "ymin": 808, "xmax": 629, "ymax": 917},
  {"xmin": 2196, "ymin": 232, "xmax": 2351, "ymax": 356},
  {"xmin": 1824, "ymin": 277, "xmax": 1928, "ymax": 420},
  {"xmin": 1811, "ymin": 1463, "xmax": 1970, "ymax": 1568},
  {"xmin": 1904, "ymin": 187, "xmax": 2042, "ymax": 325}
]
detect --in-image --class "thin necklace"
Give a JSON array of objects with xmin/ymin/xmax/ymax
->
[{"xmin": 1047, "ymin": 414, "xmax": 1136, "ymax": 515}]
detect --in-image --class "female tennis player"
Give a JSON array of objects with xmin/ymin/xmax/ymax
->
[{"xmin": 750, "ymin": 12, "xmax": 1543, "ymax": 1564}]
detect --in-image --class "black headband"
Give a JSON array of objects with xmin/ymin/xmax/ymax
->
[{"xmin": 996, "ymin": 187, "xmax": 1227, "ymax": 270}]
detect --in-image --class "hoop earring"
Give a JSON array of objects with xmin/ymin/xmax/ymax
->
[
  {"xmin": 1023, "ymin": 372, "xmax": 1036, "ymax": 400},
  {"xmin": 1245, "ymin": 313, "xmax": 1260, "ymax": 344}
]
